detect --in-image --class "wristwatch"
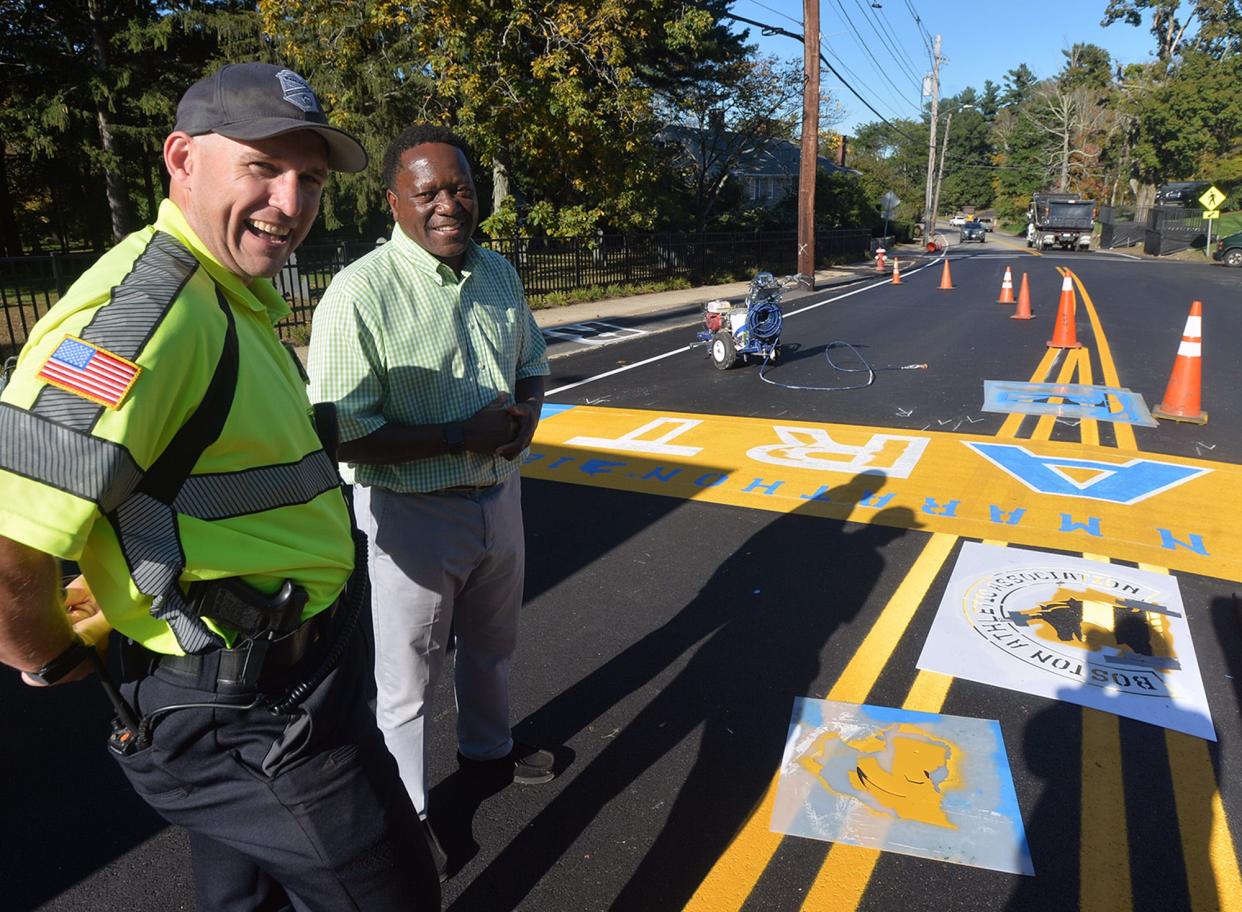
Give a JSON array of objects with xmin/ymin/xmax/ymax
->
[
  {"xmin": 28, "ymin": 636, "xmax": 97, "ymax": 686},
  {"xmin": 442, "ymin": 423, "xmax": 466, "ymax": 455}
]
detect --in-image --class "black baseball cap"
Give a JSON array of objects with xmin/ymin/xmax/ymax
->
[{"xmin": 174, "ymin": 62, "xmax": 367, "ymax": 172}]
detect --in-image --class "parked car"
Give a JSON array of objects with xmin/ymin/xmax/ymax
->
[
  {"xmin": 977, "ymin": 216, "xmax": 994, "ymax": 232},
  {"xmin": 949, "ymin": 214, "xmax": 967, "ymax": 227},
  {"xmin": 1156, "ymin": 181, "xmax": 1212, "ymax": 206},
  {"xmin": 959, "ymin": 220, "xmax": 986, "ymax": 243},
  {"xmin": 1214, "ymin": 230, "xmax": 1242, "ymax": 267}
]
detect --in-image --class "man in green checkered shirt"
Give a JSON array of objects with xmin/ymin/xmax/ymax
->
[{"xmin": 307, "ymin": 125, "xmax": 554, "ymax": 869}]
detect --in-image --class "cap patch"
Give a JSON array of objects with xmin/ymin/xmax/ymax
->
[
  {"xmin": 276, "ymin": 69, "xmax": 321, "ymax": 113},
  {"xmin": 37, "ymin": 335, "xmax": 141, "ymax": 409}
]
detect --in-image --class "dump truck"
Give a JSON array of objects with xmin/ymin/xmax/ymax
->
[{"xmin": 1026, "ymin": 193, "xmax": 1096, "ymax": 250}]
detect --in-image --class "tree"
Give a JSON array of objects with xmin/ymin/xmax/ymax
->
[
  {"xmin": 1024, "ymin": 81, "xmax": 1117, "ymax": 193},
  {"xmin": 1, "ymin": 1, "xmax": 264, "ymax": 252},
  {"xmin": 1001, "ymin": 63, "xmax": 1039, "ymax": 107},
  {"xmin": 937, "ymin": 101, "xmax": 995, "ymax": 211},
  {"xmin": 1101, "ymin": 0, "xmax": 1242, "ymax": 60},
  {"xmin": 259, "ymin": 0, "xmax": 437, "ymax": 234},
  {"xmin": 979, "ymin": 80, "xmax": 1001, "ymax": 120},
  {"xmin": 848, "ymin": 118, "xmax": 928, "ymax": 224},
  {"xmin": 1060, "ymin": 43, "xmax": 1114, "ymax": 91},
  {"xmin": 1123, "ymin": 49, "xmax": 1242, "ymax": 184}
]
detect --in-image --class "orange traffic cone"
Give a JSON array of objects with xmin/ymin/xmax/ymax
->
[
  {"xmin": 891, "ymin": 258, "xmax": 902, "ymax": 285},
  {"xmin": 1010, "ymin": 272, "xmax": 1034, "ymax": 320},
  {"xmin": 997, "ymin": 266, "xmax": 1015, "ymax": 304},
  {"xmin": 1047, "ymin": 274, "xmax": 1081, "ymax": 348},
  {"xmin": 1152, "ymin": 301, "xmax": 1207, "ymax": 425},
  {"xmin": 938, "ymin": 258, "xmax": 954, "ymax": 290}
]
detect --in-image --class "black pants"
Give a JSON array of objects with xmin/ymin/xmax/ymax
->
[{"xmin": 113, "ymin": 631, "xmax": 440, "ymax": 911}]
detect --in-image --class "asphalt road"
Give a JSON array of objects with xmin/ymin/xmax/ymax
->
[{"xmin": 8, "ymin": 236, "xmax": 1242, "ymax": 911}]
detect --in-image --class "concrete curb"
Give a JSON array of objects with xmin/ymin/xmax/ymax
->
[{"xmin": 292, "ymin": 250, "xmax": 931, "ymax": 364}]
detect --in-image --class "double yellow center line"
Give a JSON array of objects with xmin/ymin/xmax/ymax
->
[{"xmin": 684, "ymin": 266, "xmax": 1240, "ymax": 912}]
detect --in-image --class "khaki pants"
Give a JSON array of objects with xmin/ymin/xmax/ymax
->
[{"xmin": 356, "ymin": 474, "xmax": 524, "ymax": 815}]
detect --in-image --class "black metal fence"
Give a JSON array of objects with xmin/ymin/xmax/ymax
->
[
  {"xmin": 0, "ymin": 252, "xmax": 98, "ymax": 358},
  {"xmin": 1, "ymin": 228, "xmax": 871, "ymax": 356},
  {"xmin": 1099, "ymin": 204, "xmax": 1209, "ymax": 255},
  {"xmin": 1144, "ymin": 205, "xmax": 1207, "ymax": 256},
  {"xmin": 1098, "ymin": 205, "xmax": 1148, "ymax": 249}
]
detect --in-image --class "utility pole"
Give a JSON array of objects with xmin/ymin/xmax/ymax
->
[
  {"xmin": 931, "ymin": 110, "xmax": 952, "ymax": 234},
  {"xmin": 797, "ymin": 0, "xmax": 820, "ymax": 288},
  {"xmin": 922, "ymin": 33, "xmax": 941, "ymax": 243}
]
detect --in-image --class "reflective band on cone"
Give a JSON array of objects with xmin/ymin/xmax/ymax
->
[
  {"xmin": 997, "ymin": 266, "xmax": 1015, "ymax": 304},
  {"xmin": 1153, "ymin": 300, "xmax": 1207, "ymax": 425},
  {"xmin": 1047, "ymin": 274, "xmax": 1081, "ymax": 348}
]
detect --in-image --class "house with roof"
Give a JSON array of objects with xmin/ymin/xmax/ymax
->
[{"xmin": 661, "ymin": 124, "xmax": 858, "ymax": 211}]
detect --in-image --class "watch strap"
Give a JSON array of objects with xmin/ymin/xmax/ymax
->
[{"xmin": 31, "ymin": 636, "xmax": 97, "ymax": 686}]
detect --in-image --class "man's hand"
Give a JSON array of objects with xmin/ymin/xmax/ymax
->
[
  {"xmin": 462, "ymin": 393, "xmax": 520, "ymax": 455},
  {"xmin": 496, "ymin": 400, "xmax": 542, "ymax": 460},
  {"xmin": 20, "ymin": 575, "xmax": 109, "ymax": 687}
]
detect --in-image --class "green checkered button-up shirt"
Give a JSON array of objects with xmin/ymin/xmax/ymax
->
[{"xmin": 307, "ymin": 224, "xmax": 549, "ymax": 493}]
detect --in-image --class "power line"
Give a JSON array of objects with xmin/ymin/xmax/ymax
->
[
  {"xmin": 901, "ymin": 0, "xmax": 936, "ymax": 64},
  {"xmin": 734, "ymin": 1, "xmax": 915, "ymax": 124},
  {"xmin": 721, "ymin": 9, "xmax": 920, "ymax": 143},
  {"xmin": 852, "ymin": 0, "xmax": 923, "ymax": 90},
  {"xmin": 736, "ymin": 1, "xmax": 922, "ymax": 123},
  {"xmin": 820, "ymin": 36, "xmax": 913, "ymax": 122},
  {"xmin": 876, "ymin": 0, "xmax": 935, "ymax": 79},
  {"xmin": 827, "ymin": 0, "xmax": 923, "ymax": 112}
]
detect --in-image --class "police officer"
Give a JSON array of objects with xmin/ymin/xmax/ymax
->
[{"xmin": 0, "ymin": 63, "xmax": 439, "ymax": 910}]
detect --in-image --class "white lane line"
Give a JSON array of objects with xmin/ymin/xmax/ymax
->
[
  {"xmin": 970, "ymin": 252, "xmax": 1145, "ymax": 262},
  {"xmin": 545, "ymin": 257, "xmax": 943, "ymax": 398}
]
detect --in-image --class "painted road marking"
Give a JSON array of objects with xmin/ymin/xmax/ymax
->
[
  {"xmin": 525, "ymin": 406, "xmax": 1236, "ymax": 580},
  {"xmin": 1079, "ymin": 551, "xmax": 1133, "ymax": 912},
  {"xmin": 683, "ymin": 532, "xmax": 961, "ymax": 911},
  {"xmin": 1033, "ymin": 347, "xmax": 1086, "ymax": 440},
  {"xmin": 1139, "ymin": 562, "xmax": 1242, "ymax": 912},
  {"xmin": 685, "ymin": 327, "xmax": 1071, "ymax": 910},
  {"xmin": 1064, "ymin": 267, "xmax": 1137, "ymax": 450},
  {"xmin": 544, "ymin": 259, "xmax": 944, "ymax": 398},
  {"xmin": 542, "ymin": 321, "xmax": 649, "ymax": 346},
  {"xmin": 999, "ymin": 347, "xmax": 1063, "ymax": 437},
  {"xmin": 536, "ymin": 260, "xmax": 1237, "ymax": 908}
]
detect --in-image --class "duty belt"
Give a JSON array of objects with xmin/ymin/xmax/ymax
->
[{"xmin": 155, "ymin": 600, "xmax": 336, "ymax": 690}]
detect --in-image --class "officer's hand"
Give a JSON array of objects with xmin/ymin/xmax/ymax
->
[
  {"xmin": 19, "ymin": 577, "xmax": 109, "ymax": 687},
  {"xmin": 64, "ymin": 575, "xmax": 100, "ymax": 627},
  {"xmin": 496, "ymin": 401, "xmax": 541, "ymax": 460},
  {"xmin": 463, "ymin": 393, "xmax": 519, "ymax": 454}
]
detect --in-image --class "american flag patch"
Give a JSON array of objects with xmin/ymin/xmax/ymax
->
[{"xmin": 37, "ymin": 335, "xmax": 141, "ymax": 409}]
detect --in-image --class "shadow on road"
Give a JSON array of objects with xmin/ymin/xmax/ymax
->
[{"xmin": 446, "ymin": 472, "xmax": 915, "ymax": 910}]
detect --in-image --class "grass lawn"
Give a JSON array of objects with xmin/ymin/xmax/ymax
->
[{"xmin": 1213, "ymin": 210, "xmax": 1242, "ymax": 236}]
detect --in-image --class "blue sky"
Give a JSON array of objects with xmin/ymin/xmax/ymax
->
[{"xmin": 731, "ymin": 0, "xmax": 1161, "ymax": 133}]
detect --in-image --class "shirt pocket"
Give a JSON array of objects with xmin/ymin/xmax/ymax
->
[{"xmin": 470, "ymin": 300, "xmax": 519, "ymax": 377}]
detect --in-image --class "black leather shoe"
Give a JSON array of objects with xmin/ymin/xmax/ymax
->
[{"xmin": 458, "ymin": 742, "xmax": 555, "ymax": 785}]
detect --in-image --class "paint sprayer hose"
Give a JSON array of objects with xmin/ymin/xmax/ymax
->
[{"xmin": 759, "ymin": 340, "xmax": 928, "ymax": 392}]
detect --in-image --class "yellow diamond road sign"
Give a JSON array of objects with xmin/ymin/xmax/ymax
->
[{"xmin": 1199, "ymin": 185, "xmax": 1225, "ymax": 210}]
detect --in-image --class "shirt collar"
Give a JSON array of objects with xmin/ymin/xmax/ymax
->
[
  {"xmin": 390, "ymin": 223, "xmax": 477, "ymax": 286},
  {"xmin": 155, "ymin": 200, "xmax": 292, "ymax": 324}
]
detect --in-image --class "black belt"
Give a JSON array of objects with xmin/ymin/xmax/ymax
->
[
  {"xmin": 437, "ymin": 482, "xmax": 499, "ymax": 495},
  {"xmin": 156, "ymin": 603, "xmax": 336, "ymax": 688}
]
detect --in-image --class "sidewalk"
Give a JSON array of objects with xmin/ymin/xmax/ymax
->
[
  {"xmin": 531, "ymin": 261, "xmax": 882, "ymax": 330},
  {"xmin": 291, "ymin": 250, "xmax": 923, "ymax": 363}
]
